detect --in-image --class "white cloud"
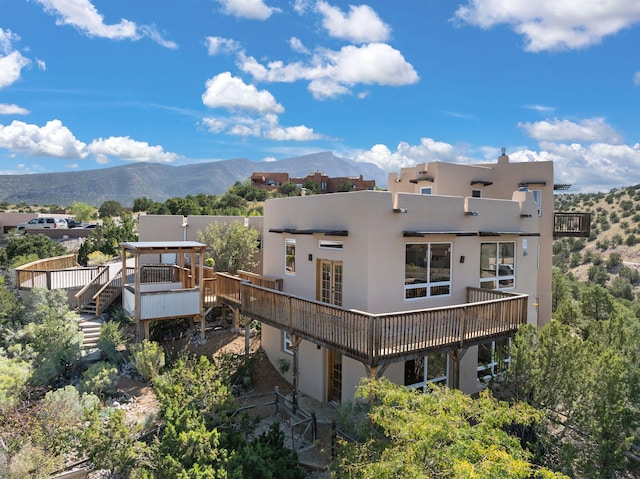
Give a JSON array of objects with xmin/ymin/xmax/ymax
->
[
  {"xmin": 239, "ymin": 43, "xmax": 419, "ymax": 99},
  {"xmin": 88, "ymin": 136, "xmax": 181, "ymax": 164},
  {"xmin": 36, "ymin": 0, "xmax": 176, "ymax": 47},
  {"xmin": 215, "ymin": 0, "xmax": 279, "ymax": 20},
  {"xmin": 206, "ymin": 36, "xmax": 242, "ymax": 56},
  {"xmin": 519, "ymin": 117, "xmax": 622, "ymax": 143},
  {"xmin": 202, "ymin": 117, "xmax": 227, "ymax": 134},
  {"xmin": 510, "ymin": 142, "xmax": 640, "ymax": 192},
  {"xmin": 203, "ymin": 113, "xmax": 322, "ymax": 141},
  {"xmin": 0, "ymin": 119, "xmax": 87, "ymax": 158},
  {"xmin": 289, "ymin": 37, "xmax": 310, "ymax": 54},
  {"xmin": 525, "ymin": 104, "xmax": 555, "ymax": 112},
  {"xmin": 293, "ymin": 0, "xmax": 311, "ymax": 15},
  {"xmin": 202, "ymin": 72, "xmax": 284, "ymax": 114},
  {"xmin": 0, "ymin": 104, "xmax": 30, "ymax": 115},
  {"xmin": 634, "ymin": 71, "xmax": 640, "ymax": 86},
  {"xmin": 0, "ymin": 29, "xmax": 31, "ymax": 89},
  {"xmin": 454, "ymin": 0, "xmax": 640, "ymax": 52},
  {"xmin": 265, "ymin": 125, "xmax": 322, "ymax": 141},
  {"xmin": 354, "ymin": 138, "xmax": 472, "ymax": 172},
  {"xmin": 315, "ymin": 1, "xmax": 391, "ymax": 43}
]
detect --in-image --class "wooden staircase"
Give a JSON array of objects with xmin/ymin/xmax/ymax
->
[
  {"xmin": 75, "ymin": 267, "xmax": 126, "ymax": 317},
  {"xmin": 76, "ymin": 315, "xmax": 103, "ymax": 361},
  {"xmin": 78, "ymin": 316, "xmax": 102, "ymax": 349}
]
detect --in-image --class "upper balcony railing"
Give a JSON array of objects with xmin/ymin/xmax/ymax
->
[
  {"xmin": 215, "ymin": 273, "xmax": 527, "ymax": 368},
  {"xmin": 554, "ymin": 212, "xmax": 591, "ymax": 238}
]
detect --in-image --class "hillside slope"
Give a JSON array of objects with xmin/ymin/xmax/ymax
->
[
  {"xmin": 554, "ymin": 184, "xmax": 640, "ymax": 295},
  {"xmin": 0, "ymin": 152, "xmax": 387, "ymax": 207}
]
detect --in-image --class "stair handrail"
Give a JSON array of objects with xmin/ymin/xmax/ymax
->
[
  {"xmin": 75, "ymin": 266, "xmax": 109, "ymax": 311},
  {"xmin": 93, "ymin": 268, "xmax": 128, "ymax": 317}
]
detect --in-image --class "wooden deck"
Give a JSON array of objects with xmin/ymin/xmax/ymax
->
[{"xmin": 215, "ymin": 273, "xmax": 527, "ymax": 368}]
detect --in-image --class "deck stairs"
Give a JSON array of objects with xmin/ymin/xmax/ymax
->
[
  {"xmin": 75, "ymin": 265, "xmax": 125, "ymax": 317},
  {"xmin": 77, "ymin": 314, "xmax": 103, "ymax": 361}
]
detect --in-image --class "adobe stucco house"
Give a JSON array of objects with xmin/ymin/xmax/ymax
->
[
  {"xmin": 137, "ymin": 152, "xmax": 588, "ymax": 404},
  {"xmin": 257, "ymin": 151, "xmax": 581, "ymax": 402}
]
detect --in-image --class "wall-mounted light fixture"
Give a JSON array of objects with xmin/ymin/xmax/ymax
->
[
  {"xmin": 460, "ymin": 255, "xmax": 465, "ymax": 263},
  {"xmin": 308, "ymin": 254, "xmax": 313, "ymax": 261},
  {"xmin": 464, "ymin": 211, "xmax": 478, "ymax": 216},
  {"xmin": 393, "ymin": 208, "xmax": 408, "ymax": 214}
]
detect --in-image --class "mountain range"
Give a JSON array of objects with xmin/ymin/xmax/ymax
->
[{"xmin": 0, "ymin": 152, "xmax": 387, "ymax": 207}]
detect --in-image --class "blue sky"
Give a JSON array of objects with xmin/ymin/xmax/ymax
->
[{"xmin": 1, "ymin": 0, "xmax": 640, "ymax": 193}]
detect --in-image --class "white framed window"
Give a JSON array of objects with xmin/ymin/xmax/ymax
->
[
  {"xmin": 420, "ymin": 187, "xmax": 432, "ymax": 195},
  {"xmin": 480, "ymin": 241, "xmax": 515, "ymax": 290},
  {"xmin": 318, "ymin": 240, "xmax": 343, "ymax": 250},
  {"xmin": 285, "ymin": 238, "xmax": 296, "ymax": 275},
  {"xmin": 405, "ymin": 243, "xmax": 452, "ymax": 300},
  {"xmin": 532, "ymin": 189, "xmax": 542, "ymax": 216},
  {"xmin": 472, "ymin": 189, "xmax": 482, "ymax": 198},
  {"xmin": 477, "ymin": 338, "xmax": 511, "ymax": 382},
  {"xmin": 283, "ymin": 331, "xmax": 294, "ymax": 355},
  {"xmin": 404, "ymin": 352, "xmax": 448, "ymax": 392}
]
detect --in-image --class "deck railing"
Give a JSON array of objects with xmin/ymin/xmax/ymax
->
[
  {"xmin": 17, "ymin": 266, "xmax": 103, "ymax": 291},
  {"xmin": 554, "ymin": 212, "xmax": 591, "ymax": 237},
  {"xmin": 15, "ymin": 254, "xmax": 81, "ymax": 290},
  {"xmin": 75, "ymin": 266, "xmax": 110, "ymax": 310},
  {"xmin": 215, "ymin": 273, "xmax": 527, "ymax": 367}
]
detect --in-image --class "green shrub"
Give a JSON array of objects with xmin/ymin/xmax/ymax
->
[
  {"xmin": 2, "ymin": 443, "xmax": 61, "ymax": 479},
  {"xmin": 29, "ymin": 316, "xmax": 82, "ymax": 386},
  {"xmin": 110, "ymin": 305, "xmax": 134, "ymax": 325},
  {"xmin": 97, "ymin": 321, "xmax": 125, "ymax": 365},
  {"xmin": 0, "ymin": 356, "xmax": 31, "ymax": 409},
  {"xmin": 131, "ymin": 340, "xmax": 165, "ymax": 381},
  {"xmin": 81, "ymin": 361, "xmax": 118, "ymax": 397},
  {"xmin": 33, "ymin": 385, "xmax": 99, "ymax": 455}
]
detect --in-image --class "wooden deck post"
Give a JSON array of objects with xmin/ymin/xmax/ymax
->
[
  {"xmin": 244, "ymin": 315, "xmax": 250, "ymax": 358},
  {"xmin": 447, "ymin": 348, "xmax": 467, "ymax": 389},
  {"xmin": 291, "ymin": 335, "xmax": 302, "ymax": 413},
  {"xmin": 233, "ymin": 308, "xmax": 240, "ymax": 334}
]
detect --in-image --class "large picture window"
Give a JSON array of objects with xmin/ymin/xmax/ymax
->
[
  {"xmin": 405, "ymin": 243, "xmax": 451, "ymax": 299},
  {"xmin": 285, "ymin": 238, "xmax": 296, "ymax": 275},
  {"xmin": 480, "ymin": 241, "xmax": 515, "ymax": 289},
  {"xmin": 404, "ymin": 352, "xmax": 448, "ymax": 391},
  {"xmin": 477, "ymin": 338, "xmax": 511, "ymax": 382}
]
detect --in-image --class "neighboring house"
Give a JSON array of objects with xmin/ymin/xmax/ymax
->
[
  {"xmin": 250, "ymin": 171, "xmax": 376, "ymax": 193},
  {"xmin": 0, "ymin": 212, "xmax": 72, "ymax": 237}
]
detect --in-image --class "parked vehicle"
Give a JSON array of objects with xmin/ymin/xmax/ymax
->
[
  {"xmin": 17, "ymin": 217, "xmax": 69, "ymax": 233},
  {"xmin": 66, "ymin": 219, "xmax": 83, "ymax": 228}
]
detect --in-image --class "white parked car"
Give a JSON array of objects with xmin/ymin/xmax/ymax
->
[{"xmin": 17, "ymin": 217, "xmax": 69, "ymax": 232}]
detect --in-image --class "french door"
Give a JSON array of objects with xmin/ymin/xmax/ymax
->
[{"xmin": 318, "ymin": 260, "xmax": 343, "ymax": 402}]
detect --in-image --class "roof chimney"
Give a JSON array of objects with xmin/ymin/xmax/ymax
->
[{"xmin": 498, "ymin": 146, "xmax": 509, "ymax": 164}]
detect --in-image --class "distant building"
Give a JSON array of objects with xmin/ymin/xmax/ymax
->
[{"xmin": 250, "ymin": 171, "xmax": 376, "ymax": 193}]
